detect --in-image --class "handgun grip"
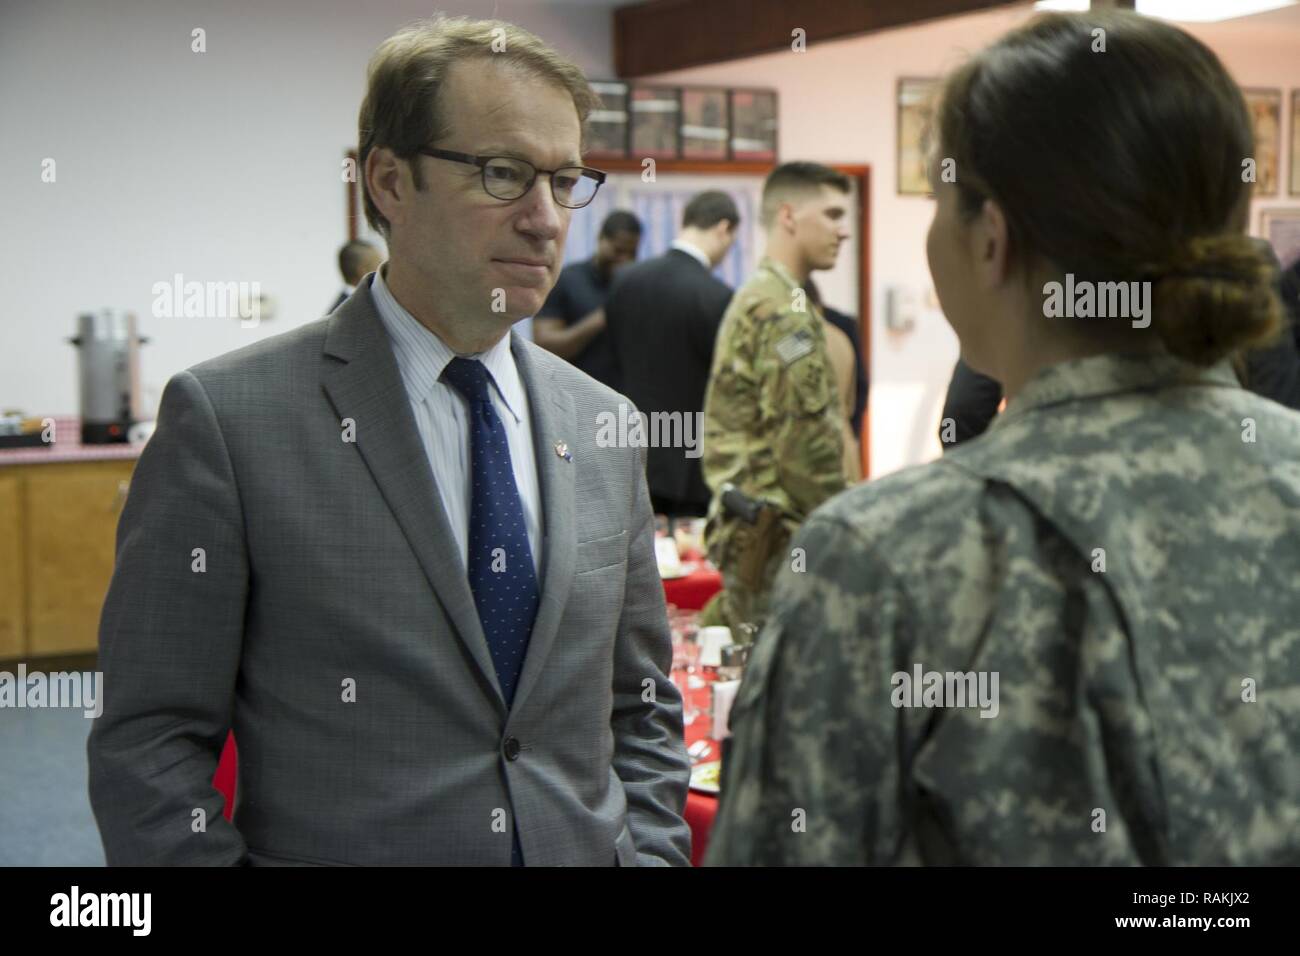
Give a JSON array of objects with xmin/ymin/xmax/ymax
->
[{"xmin": 720, "ymin": 482, "xmax": 763, "ymax": 525}]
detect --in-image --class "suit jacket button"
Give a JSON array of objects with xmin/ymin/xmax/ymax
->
[{"xmin": 503, "ymin": 737, "xmax": 521, "ymax": 761}]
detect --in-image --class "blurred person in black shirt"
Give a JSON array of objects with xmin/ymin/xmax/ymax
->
[{"xmin": 534, "ymin": 210, "xmax": 642, "ymax": 389}]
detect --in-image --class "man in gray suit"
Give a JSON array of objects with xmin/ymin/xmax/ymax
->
[{"xmin": 88, "ymin": 16, "xmax": 691, "ymax": 866}]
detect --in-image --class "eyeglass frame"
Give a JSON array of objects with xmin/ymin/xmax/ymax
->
[{"xmin": 417, "ymin": 147, "xmax": 607, "ymax": 209}]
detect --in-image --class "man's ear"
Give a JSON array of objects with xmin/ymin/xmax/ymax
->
[
  {"xmin": 972, "ymin": 197, "xmax": 1012, "ymax": 288},
  {"xmin": 366, "ymin": 147, "xmax": 407, "ymax": 233},
  {"xmin": 776, "ymin": 200, "xmax": 798, "ymax": 235}
]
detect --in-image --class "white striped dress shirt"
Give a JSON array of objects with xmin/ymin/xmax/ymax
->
[{"xmin": 371, "ymin": 267, "xmax": 544, "ymax": 576}]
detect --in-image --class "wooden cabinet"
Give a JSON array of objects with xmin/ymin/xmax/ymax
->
[
  {"xmin": 0, "ymin": 459, "xmax": 135, "ymax": 660},
  {"xmin": 0, "ymin": 474, "xmax": 25, "ymax": 659}
]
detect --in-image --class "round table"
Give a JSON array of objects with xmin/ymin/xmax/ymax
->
[
  {"xmin": 682, "ymin": 677, "xmax": 722, "ymax": 866},
  {"xmin": 661, "ymin": 555, "xmax": 724, "ymax": 865}
]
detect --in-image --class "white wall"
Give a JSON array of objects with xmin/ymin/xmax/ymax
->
[
  {"xmin": 640, "ymin": 3, "xmax": 1300, "ymax": 477},
  {"xmin": 0, "ymin": 0, "xmax": 614, "ymax": 418},
  {"xmin": 4, "ymin": 0, "xmax": 1298, "ymax": 478}
]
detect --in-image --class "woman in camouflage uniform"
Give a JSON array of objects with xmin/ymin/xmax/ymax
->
[{"xmin": 709, "ymin": 10, "xmax": 1300, "ymax": 866}]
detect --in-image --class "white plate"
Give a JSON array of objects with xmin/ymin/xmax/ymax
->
[
  {"xmin": 659, "ymin": 561, "xmax": 698, "ymax": 581},
  {"xmin": 689, "ymin": 759, "xmax": 721, "ymax": 794}
]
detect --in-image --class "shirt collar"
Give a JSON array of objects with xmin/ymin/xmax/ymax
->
[
  {"xmin": 760, "ymin": 256, "xmax": 802, "ymax": 293},
  {"xmin": 371, "ymin": 266, "xmax": 525, "ymax": 423},
  {"xmin": 992, "ymin": 350, "xmax": 1240, "ymax": 431},
  {"xmin": 671, "ymin": 239, "xmax": 711, "ymax": 271},
  {"xmin": 757, "ymin": 256, "xmax": 827, "ymax": 317}
]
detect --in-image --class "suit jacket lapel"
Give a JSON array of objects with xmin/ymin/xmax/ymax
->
[
  {"xmin": 511, "ymin": 332, "xmax": 576, "ymax": 714},
  {"xmin": 320, "ymin": 282, "xmax": 506, "ymax": 711}
]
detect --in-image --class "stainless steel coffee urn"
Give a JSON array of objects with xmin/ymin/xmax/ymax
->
[{"xmin": 68, "ymin": 310, "xmax": 147, "ymax": 444}]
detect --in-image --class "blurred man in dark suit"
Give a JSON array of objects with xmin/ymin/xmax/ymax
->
[
  {"xmin": 534, "ymin": 210, "xmax": 642, "ymax": 390},
  {"xmin": 605, "ymin": 191, "xmax": 739, "ymax": 517},
  {"xmin": 331, "ymin": 239, "xmax": 384, "ymax": 313}
]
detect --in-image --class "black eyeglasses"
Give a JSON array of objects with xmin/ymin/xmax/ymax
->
[{"xmin": 419, "ymin": 148, "xmax": 606, "ymax": 209}]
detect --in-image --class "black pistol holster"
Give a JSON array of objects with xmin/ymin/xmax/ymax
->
[{"xmin": 718, "ymin": 483, "xmax": 789, "ymax": 596}]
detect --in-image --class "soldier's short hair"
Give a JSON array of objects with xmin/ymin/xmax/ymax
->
[
  {"xmin": 760, "ymin": 163, "xmax": 850, "ymax": 228},
  {"xmin": 682, "ymin": 191, "xmax": 740, "ymax": 231},
  {"xmin": 358, "ymin": 16, "xmax": 601, "ymax": 239}
]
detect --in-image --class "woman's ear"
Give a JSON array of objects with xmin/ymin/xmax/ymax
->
[{"xmin": 972, "ymin": 197, "xmax": 1012, "ymax": 288}]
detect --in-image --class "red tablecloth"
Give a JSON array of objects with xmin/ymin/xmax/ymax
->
[
  {"xmin": 662, "ymin": 564, "xmax": 722, "ymax": 613},
  {"xmin": 213, "ymin": 568, "xmax": 726, "ymax": 862}
]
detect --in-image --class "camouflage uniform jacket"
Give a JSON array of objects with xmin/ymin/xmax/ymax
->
[
  {"xmin": 702, "ymin": 258, "xmax": 846, "ymax": 518},
  {"xmin": 700, "ymin": 259, "xmax": 847, "ymax": 619},
  {"xmin": 706, "ymin": 351, "xmax": 1300, "ymax": 865}
]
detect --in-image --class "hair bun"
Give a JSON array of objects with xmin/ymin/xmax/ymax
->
[{"xmin": 1145, "ymin": 234, "xmax": 1284, "ymax": 366}]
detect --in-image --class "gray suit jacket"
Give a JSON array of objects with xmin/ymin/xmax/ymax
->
[{"xmin": 88, "ymin": 279, "xmax": 692, "ymax": 866}]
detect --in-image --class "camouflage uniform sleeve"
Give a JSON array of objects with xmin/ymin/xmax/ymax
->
[
  {"xmin": 703, "ymin": 513, "xmax": 915, "ymax": 865},
  {"xmin": 701, "ymin": 302, "xmax": 760, "ymax": 497},
  {"xmin": 759, "ymin": 307, "xmax": 847, "ymax": 516}
]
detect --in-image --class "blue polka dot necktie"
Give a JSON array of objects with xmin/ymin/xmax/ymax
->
[
  {"xmin": 441, "ymin": 357, "xmax": 540, "ymax": 707},
  {"xmin": 442, "ymin": 357, "xmax": 539, "ymax": 867}
]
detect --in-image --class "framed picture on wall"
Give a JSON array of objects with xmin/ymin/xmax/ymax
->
[
  {"xmin": 1291, "ymin": 90, "xmax": 1300, "ymax": 197},
  {"xmin": 897, "ymin": 77, "xmax": 939, "ymax": 196},
  {"xmin": 1259, "ymin": 208, "xmax": 1300, "ymax": 271},
  {"xmin": 630, "ymin": 86, "xmax": 681, "ymax": 160},
  {"xmin": 730, "ymin": 89, "xmax": 777, "ymax": 162},
  {"xmin": 680, "ymin": 87, "xmax": 729, "ymax": 160},
  {"xmin": 1243, "ymin": 88, "xmax": 1281, "ymax": 197},
  {"xmin": 586, "ymin": 80, "xmax": 629, "ymax": 159}
]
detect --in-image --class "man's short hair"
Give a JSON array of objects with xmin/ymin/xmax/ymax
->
[
  {"xmin": 682, "ymin": 190, "xmax": 740, "ymax": 231},
  {"xmin": 338, "ymin": 240, "xmax": 378, "ymax": 284},
  {"xmin": 600, "ymin": 210, "xmax": 642, "ymax": 239},
  {"xmin": 358, "ymin": 16, "xmax": 601, "ymax": 238},
  {"xmin": 760, "ymin": 162, "xmax": 850, "ymax": 228}
]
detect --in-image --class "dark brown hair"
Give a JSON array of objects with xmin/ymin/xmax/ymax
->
[
  {"xmin": 358, "ymin": 16, "xmax": 601, "ymax": 238},
  {"xmin": 683, "ymin": 190, "xmax": 741, "ymax": 230},
  {"xmin": 761, "ymin": 162, "xmax": 850, "ymax": 228},
  {"xmin": 933, "ymin": 10, "xmax": 1282, "ymax": 365}
]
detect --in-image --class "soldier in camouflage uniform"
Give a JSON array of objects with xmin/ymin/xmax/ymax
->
[
  {"xmin": 707, "ymin": 10, "xmax": 1300, "ymax": 865},
  {"xmin": 701, "ymin": 163, "xmax": 854, "ymax": 633}
]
